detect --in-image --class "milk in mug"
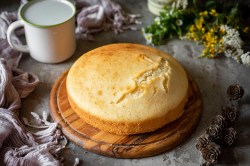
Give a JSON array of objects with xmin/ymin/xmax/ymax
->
[{"xmin": 22, "ymin": 0, "xmax": 75, "ymax": 26}]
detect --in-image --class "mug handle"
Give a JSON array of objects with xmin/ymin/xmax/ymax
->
[{"xmin": 7, "ymin": 20, "xmax": 29, "ymax": 53}]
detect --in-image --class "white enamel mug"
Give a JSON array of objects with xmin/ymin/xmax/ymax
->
[{"xmin": 7, "ymin": 0, "xmax": 76, "ymax": 63}]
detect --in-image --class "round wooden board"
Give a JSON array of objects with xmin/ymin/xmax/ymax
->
[{"xmin": 49, "ymin": 70, "xmax": 202, "ymax": 158}]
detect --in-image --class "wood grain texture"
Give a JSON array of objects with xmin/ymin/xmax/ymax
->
[{"xmin": 49, "ymin": 70, "xmax": 202, "ymax": 158}]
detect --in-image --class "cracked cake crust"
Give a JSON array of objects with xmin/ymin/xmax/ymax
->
[{"xmin": 66, "ymin": 43, "xmax": 189, "ymax": 135}]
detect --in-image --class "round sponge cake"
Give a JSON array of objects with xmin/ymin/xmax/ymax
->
[{"xmin": 66, "ymin": 43, "xmax": 188, "ymax": 135}]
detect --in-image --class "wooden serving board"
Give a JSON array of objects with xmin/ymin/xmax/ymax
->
[{"xmin": 49, "ymin": 70, "xmax": 202, "ymax": 158}]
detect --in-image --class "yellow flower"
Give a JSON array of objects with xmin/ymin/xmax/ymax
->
[
  {"xmin": 210, "ymin": 9, "xmax": 218, "ymax": 16},
  {"xmin": 210, "ymin": 9, "xmax": 216, "ymax": 13},
  {"xmin": 190, "ymin": 25, "xmax": 195, "ymax": 31},
  {"xmin": 243, "ymin": 27, "xmax": 249, "ymax": 33},
  {"xmin": 195, "ymin": 18, "xmax": 204, "ymax": 30},
  {"xmin": 187, "ymin": 19, "xmax": 225, "ymax": 59},
  {"xmin": 200, "ymin": 17, "xmax": 204, "ymax": 23},
  {"xmin": 202, "ymin": 49, "xmax": 208, "ymax": 56},
  {"xmin": 191, "ymin": 32, "xmax": 195, "ymax": 38},
  {"xmin": 204, "ymin": 42, "xmax": 210, "ymax": 47},
  {"xmin": 202, "ymin": 35, "xmax": 206, "ymax": 40},
  {"xmin": 199, "ymin": 11, "xmax": 208, "ymax": 16},
  {"xmin": 205, "ymin": 32, "xmax": 212, "ymax": 41}
]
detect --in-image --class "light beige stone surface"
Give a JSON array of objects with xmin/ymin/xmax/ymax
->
[{"xmin": 2, "ymin": 0, "xmax": 250, "ymax": 165}]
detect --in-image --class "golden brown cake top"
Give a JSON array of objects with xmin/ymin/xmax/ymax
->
[{"xmin": 66, "ymin": 43, "xmax": 188, "ymax": 122}]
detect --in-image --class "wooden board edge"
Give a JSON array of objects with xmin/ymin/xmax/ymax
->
[{"xmin": 49, "ymin": 71, "xmax": 202, "ymax": 158}]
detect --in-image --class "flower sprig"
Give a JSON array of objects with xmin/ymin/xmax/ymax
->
[
  {"xmin": 143, "ymin": 0, "xmax": 250, "ymax": 65},
  {"xmin": 185, "ymin": 9, "xmax": 226, "ymax": 58},
  {"xmin": 142, "ymin": 7, "xmax": 194, "ymax": 45}
]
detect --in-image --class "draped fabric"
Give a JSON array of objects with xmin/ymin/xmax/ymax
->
[{"xmin": 0, "ymin": 0, "xmax": 140, "ymax": 165}]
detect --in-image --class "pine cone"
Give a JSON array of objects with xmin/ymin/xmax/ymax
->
[
  {"xmin": 201, "ymin": 163, "xmax": 209, "ymax": 166},
  {"xmin": 227, "ymin": 84, "xmax": 244, "ymax": 100},
  {"xmin": 221, "ymin": 107, "xmax": 239, "ymax": 122},
  {"xmin": 224, "ymin": 127, "xmax": 237, "ymax": 146},
  {"xmin": 211, "ymin": 115, "xmax": 227, "ymax": 129},
  {"xmin": 206, "ymin": 125, "xmax": 223, "ymax": 141},
  {"xmin": 196, "ymin": 134, "xmax": 212, "ymax": 151},
  {"xmin": 201, "ymin": 142, "xmax": 221, "ymax": 164}
]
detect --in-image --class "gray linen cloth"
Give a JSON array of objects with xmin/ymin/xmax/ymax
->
[{"xmin": 0, "ymin": 0, "xmax": 140, "ymax": 165}]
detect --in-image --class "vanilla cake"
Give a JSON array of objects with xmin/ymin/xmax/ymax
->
[{"xmin": 66, "ymin": 43, "xmax": 189, "ymax": 135}]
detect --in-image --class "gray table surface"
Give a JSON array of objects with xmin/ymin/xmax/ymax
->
[{"xmin": 1, "ymin": 0, "xmax": 250, "ymax": 166}]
